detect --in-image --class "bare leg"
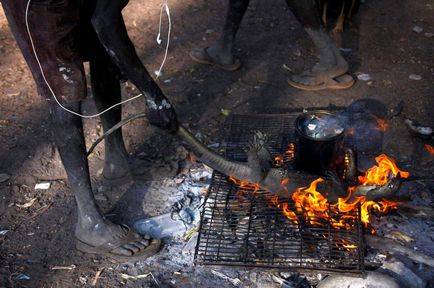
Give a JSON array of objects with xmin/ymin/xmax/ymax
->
[
  {"xmin": 189, "ymin": 0, "xmax": 249, "ymax": 70},
  {"xmin": 286, "ymin": 0, "xmax": 352, "ymax": 89}
]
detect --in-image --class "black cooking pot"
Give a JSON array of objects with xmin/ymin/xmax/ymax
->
[{"xmin": 293, "ymin": 111, "xmax": 345, "ymax": 176}]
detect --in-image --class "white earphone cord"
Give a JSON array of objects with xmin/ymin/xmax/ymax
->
[
  {"xmin": 155, "ymin": 0, "xmax": 171, "ymax": 79},
  {"xmin": 25, "ymin": 0, "xmax": 171, "ymax": 119}
]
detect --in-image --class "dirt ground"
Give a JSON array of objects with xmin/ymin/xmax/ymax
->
[{"xmin": 0, "ymin": 0, "xmax": 433, "ymax": 287}]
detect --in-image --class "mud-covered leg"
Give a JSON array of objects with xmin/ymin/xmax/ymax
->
[
  {"xmin": 285, "ymin": 0, "xmax": 352, "ymax": 90},
  {"xmin": 50, "ymin": 102, "xmax": 154, "ymax": 257},
  {"xmin": 190, "ymin": 0, "xmax": 250, "ymax": 70},
  {"xmin": 89, "ymin": 53, "xmax": 132, "ymax": 182},
  {"xmin": 90, "ymin": 51, "xmax": 153, "ymax": 183}
]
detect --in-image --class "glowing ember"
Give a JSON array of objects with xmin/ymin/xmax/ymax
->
[
  {"xmin": 372, "ymin": 115, "xmax": 389, "ymax": 132},
  {"xmin": 228, "ymin": 153, "xmax": 409, "ymax": 234},
  {"xmin": 425, "ymin": 144, "xmax": 434, "ymax": 155},
  {"xmin": 275, "ymin": 143, "xmax": 295, "ymax": 166}
]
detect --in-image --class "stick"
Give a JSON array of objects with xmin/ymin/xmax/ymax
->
[
  {"xmin": 365, "ymin": 235, "xmax": 434, "ymax": 267},
  {"xmin": 86, "ymin": 112, "xmax": 146, "ymax": 157},
  {"xmin": 91, "ymin": 267, "xmax": 105, "ymax": 287}
]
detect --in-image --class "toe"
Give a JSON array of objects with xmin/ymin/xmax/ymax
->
[
  {"xmin": 112, "ymin": 246, "xmax": 134, "ymax": 256},
  {"xmin": 123, "ymin": 243, "xmax": 140, "ymax": 254}
]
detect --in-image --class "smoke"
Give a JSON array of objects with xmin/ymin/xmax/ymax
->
[{"xmin": 337, "ymin": 99, "xmax": 388, "ymax": 153}]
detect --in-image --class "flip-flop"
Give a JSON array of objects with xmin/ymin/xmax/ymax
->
[
  {"xmin": 288, "ymin": 74, "xmax": 355, "ymax": 91},
  {"xmin": 189, "ymin": 48, "xmax": 241, "ymax": 71},
  {"xmin": 76, "ymin": 224, "xmax": 161, "ymax": 262}
]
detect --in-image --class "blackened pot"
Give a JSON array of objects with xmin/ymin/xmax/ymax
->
[{"xmin": 293, "ymin": 111, "xmax": 345, "ymax": 176}]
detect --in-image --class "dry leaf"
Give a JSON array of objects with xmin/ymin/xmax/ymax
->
[{"xmin": 16, "ymin": 197, "xmax": 37, "ymax": 208}]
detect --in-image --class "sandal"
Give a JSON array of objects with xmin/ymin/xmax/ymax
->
[
  {"xmin": 76, "ymin": 224, "xmax": 161, "ymax": 262},
  {"xmin": 189, "ymin": 48, "xmax": 241, "ymax": 71}
]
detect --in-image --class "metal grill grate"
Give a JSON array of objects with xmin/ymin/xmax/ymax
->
[{"xmin": 194, "ymin": 113, "xmax": 365, "ymax": 272}]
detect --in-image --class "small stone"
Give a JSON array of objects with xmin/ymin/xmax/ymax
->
[
  {"xmin": 279, "ymin": 272, "xmax": 292, "ymax": 278},
  {"xmin": 79, "ymin": 276, "xmax": 87, "ymax": 285},
  {"xmin": 0, "ymin": 173, "xmax": 10, "ymax": 183},
  {"xmin": 194, "ymin": 132, "xmax": 203, "ymax": 142},
  {"xmin": 409, "ymin": 74, "xmax": 422, "ymax": 80},
  {"xmin": 35, "ymin": 182, "xmax": 50, "ymax": 190},
  {"xmin": 357, "ymin": 73, "xmax": 371, "ymax": 81},
  {"xmin": 220, "ymin": 108, "xmax": 231, "ymax": 116},
  {"xmin": 412, "ymin": 26, "xmax": 423, "ymax": 33},
  {"xmin": 249, "ymin": 272, "xmax": 257, "ymax": 282},
  {"xmin": 382, "ymin": 80, "xmax": 392, "ymax": 86},
  {"xmin": 205, "ymin": 29, "xmax": 215, "ymax": 34},
  {"xmin": 424, "ymin": 32, "xmax": 434, "ymax": 38},
  {"xmin": 207, "ymin": 143, "xmax": 220, "ymax": 149}
]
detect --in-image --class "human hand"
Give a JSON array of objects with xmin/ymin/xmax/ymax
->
[{"xmin": 145, "ymin": 96, "xmax": 178, "ymax": 133}]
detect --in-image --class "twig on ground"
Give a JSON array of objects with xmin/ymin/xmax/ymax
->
[
  {"xmin": 51, "ymin": 264, "xmax": 76, "ymax": 270},
  {"xmin": 27, "ymin": 203, "xmax": 53, "ymax": 220},
  {"xmin": 91, "ymin": 267, "xmax": 105, "ymax": 287}
]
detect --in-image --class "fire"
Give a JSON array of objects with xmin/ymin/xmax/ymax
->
[
  {"xmin": 358, "ymin": 154, "xmax": 409, "ymax": 185},
  {"xmin": 425, "ymin": 144, "xmax": 434, "ymax": 155},
  {"xmin": 275, "ymin": 143, "xmax": 295, "ymax": 166},
  {"xmin": 372, "ymin": 115, "xmax": 389, "ymax": 132},
  {"xmin": 228, "ymin": 154, "xmax": 409, "ymax": 234}
]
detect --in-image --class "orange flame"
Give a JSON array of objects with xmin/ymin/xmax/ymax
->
[
  {"xmin": 372, "ymin": 115, "xmax": 389, "ymax": 132},
  {"xmin": 425, "ymin": 144, "xmax": 434, "ymax": 155},
  {"xmin": 358, "ymin": 154, "xmax": 409, "ymax": 186},
  {"xmin": 228, "ymin": 154, "xmax": 408, "ymax": 234}
]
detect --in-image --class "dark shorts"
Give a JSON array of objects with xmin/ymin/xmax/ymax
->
[{"xmin": 2, "ymin": 0, "xmax": 101, "ymax": 102}]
